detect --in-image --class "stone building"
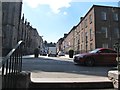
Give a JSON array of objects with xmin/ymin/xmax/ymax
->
[
  {"xmin": 56, "ymin": 38, "xmax": 64, "ymax": 52},
  {"xmin": 14, "ymin": 13, "xmax": 43, "ymax": 55},
  {"xmin": 62, "ymin": 27, "xmax": 76, "ymax": 54},
  {"xmin": 2, "ymin": 1, "xmax": 22, "ymax": 56},
  {"xmin": 2, "ymin": 1, "xmax": 43, "ymax": 56},
  {"xmin": 58, "ymin": 5, "xmax": 120, "ymax": 54}
]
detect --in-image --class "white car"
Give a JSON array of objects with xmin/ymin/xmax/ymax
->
[
  {"xmin": 40, "ymin": 50, "xmax": 47, "ymax": 56},
  {"xmin": 58, "ymin": 51, "xmax": 65, "ymax": 56}
]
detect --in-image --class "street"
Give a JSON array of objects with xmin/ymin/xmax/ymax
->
[{"xmin": 22, "ymin": 55, "xmax": 116, "ymax": 82}]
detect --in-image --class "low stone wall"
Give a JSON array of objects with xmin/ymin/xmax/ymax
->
[
  {"xmin": 1, "ymin": 71, "xmax": 31, "ymax": 89},
  {"xmin": 16, "ymin": 71, "xmax": 31, "ymax": 89},
  {"xmin": 108, "ymin": 70, "xmax": 119, "ymax": 89}
]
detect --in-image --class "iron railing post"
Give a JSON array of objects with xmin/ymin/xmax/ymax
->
[{"xmin": 2, "ymin": 40, "xmax": 24, "ymax": 89}]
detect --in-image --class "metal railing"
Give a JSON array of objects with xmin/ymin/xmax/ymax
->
[{"xmin": 2, "ymin": 40, "xmax": 24, "ymax": 89}]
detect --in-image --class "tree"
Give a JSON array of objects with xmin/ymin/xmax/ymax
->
[{"xmin": 44, "ymin": 40, "xmax": 47, "ymax": 46}]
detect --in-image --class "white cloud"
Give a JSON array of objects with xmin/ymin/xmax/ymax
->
[
  {"xmin": 63, "ymin": 12, "xmax": 67, "ymax": 15},
  {"xmin": 23, "ymin": 0, "xmax": 72, "ymax": 14}
]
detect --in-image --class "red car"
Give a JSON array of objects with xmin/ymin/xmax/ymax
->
[{"xmin": 73, "ymin": 48, "xmax": 119, "ymax": 66}]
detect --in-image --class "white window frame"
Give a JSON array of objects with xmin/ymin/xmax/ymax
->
[
  {"xmin": 84, "ymin": 19, "xmax": 87, "ymax": 28},
  {"xmin": 85, "ymin": 32, "xmax": 88, "ymax": 43},
  {"xmin": 81, "ymin": 32, "xmax": 84, "ymax": 42},
  {"xmin": 101, "ymin": 11, "xmax": 107, "ymax": 20},
  {"xmin": 113, "ymin": 13, "xmax": 118, "ymax": 21},
  {"xmin": 90, "ymin": 29, "xmax": 93, "ymax": 40},
  {"xmin": 89, "ymin": 14, "xmax": 92, "ymax": 24},
  {"xmin": 101, "ymin": 27, "xmax": 108, "ymax": 38},
  {"xmin": 114, "ymin": 28, "xmax": 119, "ymax": 38},
  {"xmin": 102, "ymin": 43, "xmax": 108, "ymax": 48},
  {"xmin": 90, "ymin": 43, "xmax": 93, "ymax": 50}
]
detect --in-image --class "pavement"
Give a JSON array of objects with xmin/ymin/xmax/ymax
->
[{"xmin": 22, "ymin": 54, "xmax": 113, "ymax": 83}]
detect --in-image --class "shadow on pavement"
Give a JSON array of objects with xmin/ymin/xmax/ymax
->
[{"xmin": 22, "ymin": 55, "xmax": 117, "ymax": 78}]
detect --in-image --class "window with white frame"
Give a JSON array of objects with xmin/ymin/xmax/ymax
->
[
  {"xmin": 113, "ymin": 13, "xmax": 118, "ymax": 21},
  {"xmin": 89, "ymin": 14, "xmax": 92, "ymax": 24},
  {"xmin": 102, "ymin": 43, "xmax": 108, "ymax": 48},
  {"xmin": 81, "ymin": 22, "xmax": 83, "ymax": 30},
  {"xmin": 68, "ymin": 42, "xmax": 70, "ymax": 46},
  {"xmin": 101, "ymin": 11, "xmax": 107, "ymax": 20},
  {"xmin": 90, "ymin": 43, "xmax": 93, "ymax": 50},
  {"xmin": 85, "ymin": 32, "xmax": 88, "ymax": 43},
  {"xmin": 84, "ymin": 19, "xmax": 87, "ymax": 28},
  {"xmin": 114, "ymin": 28, "xmax": 119, "ymax": 38},
  {"xmin": 81, "ymin": 44, "xmax": 83, "ymax": 52},
  {"xmin": 78, "ymin": 35, "xmax": 80, "ymax": 44},
  {"xmin": 101, "ymin": 27, "xmax": 108, "ymax": 38},
  {"xmin": 90, "ymin": 29, "xmax": 93, "ymax": 40},
  {"xmin": 81, "ymin": 32, "xmax": 84, "ymax": 42}
]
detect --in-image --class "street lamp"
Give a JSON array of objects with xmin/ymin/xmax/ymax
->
[{"xmin": 114, "ymin": 40, "xmax": 120, "ymax": 70}]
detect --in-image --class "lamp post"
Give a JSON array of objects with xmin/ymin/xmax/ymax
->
[
  {"xmin": 114, "ymin": 40, "xmax": 120, "ymax": 70},
  {"xmin": 114, "ymin": 39, "xmax": 120, "ymax": 89}
]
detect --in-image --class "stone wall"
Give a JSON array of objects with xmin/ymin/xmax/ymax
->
[
  {"xmin": 2, "ymin": 1, "xmax": 43, "ymax": 56},
  {"xmin": 2, "ymin": 2, "xmax": 22, "ymax": 56}
]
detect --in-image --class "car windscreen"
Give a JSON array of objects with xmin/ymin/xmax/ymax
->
[{"xmin": 89, "ymin": 49, "xmax": 100, "ymax": 53}]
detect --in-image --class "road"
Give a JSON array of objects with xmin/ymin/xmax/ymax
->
[{"xmin": 22, "ymin": 55, "xmax": 117, "ymax": 82}]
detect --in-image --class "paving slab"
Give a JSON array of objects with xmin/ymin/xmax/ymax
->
[
  {"xmin": 31, "ymin": 77, "xmax": 112, "ymax": 83},
  {"xmin": 30, "ymin": 71, "xmax": 112, "ymax": 83}
]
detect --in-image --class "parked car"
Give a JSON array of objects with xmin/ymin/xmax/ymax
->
[
  {"xmin": 73, "ymin": 48, "xmax": 119, "ymax": 66},
  {"xmin": 48, "ymin": 47, "xmax": 57, "ymax": 57},
  {"xmin": 58, "ymin": 51, "xmax": 65, "ymax": 56},
  {"xmin": 40, "ymin": 50, "xmax": 47, "ymax": 56},
  {"xmin": 42, "ymin": 51, "xmax": 47, "ymax": 56}
]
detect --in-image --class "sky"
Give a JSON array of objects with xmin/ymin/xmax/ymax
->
[{"xmin": 22, "ymin": 0, "xmax": 120, "ymax": 43}]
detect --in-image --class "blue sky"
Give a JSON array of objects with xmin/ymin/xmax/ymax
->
[{"xmin": 22, "ymin": 0, "xmax": 119, "ymax": 43}]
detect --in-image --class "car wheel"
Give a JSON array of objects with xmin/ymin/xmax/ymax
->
[{"xmin": 85, "ymin": 57, "xmax": 95, "ymax": 66}]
